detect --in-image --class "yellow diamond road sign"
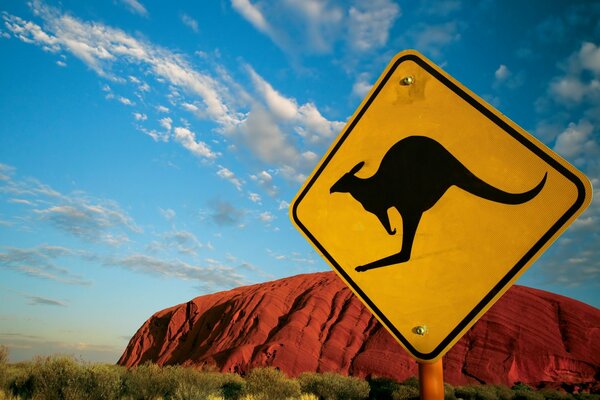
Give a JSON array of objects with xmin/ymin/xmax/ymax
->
[{"xmin": 290, "ymin": 50, "xmax": 592, "ymax": 362}]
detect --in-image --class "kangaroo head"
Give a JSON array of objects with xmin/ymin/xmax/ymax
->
[{"xmin": 330, "ymin": 161, "xmax": 365, "ymax": 194}]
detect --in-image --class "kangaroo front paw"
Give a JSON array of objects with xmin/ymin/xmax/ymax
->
[{"xmin": 355, "ymin": 265, "xmax": 367, "ymax": 272}]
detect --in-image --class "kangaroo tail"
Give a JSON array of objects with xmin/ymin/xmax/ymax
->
[{"xmin": 456, "ymin": 170, "xmax": 547, "ymax": 205}]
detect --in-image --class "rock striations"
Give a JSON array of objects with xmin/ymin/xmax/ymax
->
[{"xmin": 118, "ymin": 272, "xmax": 599, "ymax": 386}]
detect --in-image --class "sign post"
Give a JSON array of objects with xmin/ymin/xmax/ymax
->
[
  {"xmin": 290, "ymin": 49, "xmax": 592, "ymax": 394},
  {"xmin": 419, "ymin": 360, "xmax": 444, "ymax": 400}
]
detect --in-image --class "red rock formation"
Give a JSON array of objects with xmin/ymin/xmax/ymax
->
[{"xmin": 118, "ymin": 272, "xmax": 600, "ymax": 386}]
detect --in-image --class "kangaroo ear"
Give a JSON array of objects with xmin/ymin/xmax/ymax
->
[{"xmin": 349, "ymin": 161, "xmax": 365, "ymax": 175}]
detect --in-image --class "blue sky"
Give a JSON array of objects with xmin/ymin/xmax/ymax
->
[{"xmin": 0, "ymin": 0, "xmax": 598, "ymax": 363}]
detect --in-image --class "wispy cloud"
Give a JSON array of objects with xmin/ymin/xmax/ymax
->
[
  {"xmin": 149, "ymin": 230, "xmax": 205, "ymax": 256},
  {"xmin": 411, "ymin": 22, "xmax": 461, "ymax": 58},
  {"xmin": 119, "ymin": 0, "xmax": 148, "ymax": 17},
  {"xmin": 173, "ymin": 127, "xmax": 217, "ymax": 160},
  {"xmin": 493, "ymin": 64, "xmax": 524, "ymax": 90},
  {"xmin": 207, "ymin": 200, "xmax": 245, "ymax": 226},
  {"xmin": 549, "ymin": 42, "xmax": 600, "ymax": 105},
  {"xmin": 347, "ymin": 0, "xmax": 400, "ymax": 52},
  {"xmin": 105, "ymin": 253, "xmax": 247, "ymax": 289},
  {"xmin": 180, "ymin": 13, "xmax": 199, "ymax": 33},
  {"xmin": 2, "ymin": 1, "xmax": 343, "ymax": 193},
  {"xmin": 230, "ymin": 0, "xmax": 398, "ymax": 56},
  {"xmin": 533, "ymin": 40, "xmax": 600, "ymax": 288},
  {"xmin": 0, "ymin": 245, "xmax": 92, "ymax": 286},
  {"xmin": 217, "ymin": 166, "xmax": 243, "ymax": 191},
  {"xmin": 26, "ymin": 295, "xmax": 68, "ymax": 307},
  {"xmin": 0, "ymin": 163, "xmax": 140, "ymax": 246}
]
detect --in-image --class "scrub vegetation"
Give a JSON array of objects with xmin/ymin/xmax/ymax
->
[{"xmin": 0, "ymin": 349, "xmax": 596, "ymax": 400}]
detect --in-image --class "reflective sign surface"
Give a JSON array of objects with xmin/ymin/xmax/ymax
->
[{"xmin": 290, "ymin": 50, "xmax": 592, "ymax": 362}]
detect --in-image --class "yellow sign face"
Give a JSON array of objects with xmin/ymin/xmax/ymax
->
[{"xmin": 290, "ymin": 50, "xmax": 592, "ymax": 362}]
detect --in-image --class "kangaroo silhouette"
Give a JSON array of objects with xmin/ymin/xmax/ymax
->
[{"xmin": 330, "ymin": 136, "xmax": 547, "ymax": 272}]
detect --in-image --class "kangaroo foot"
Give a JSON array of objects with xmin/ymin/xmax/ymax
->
[{"xmin": 355, "ymin": 252, "xmax": 410, "ymax": 272}]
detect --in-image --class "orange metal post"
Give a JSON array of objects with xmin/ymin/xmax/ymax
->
[{"xmin": 418, "ymin": 359, "xmax": 444, "ymax": 400}]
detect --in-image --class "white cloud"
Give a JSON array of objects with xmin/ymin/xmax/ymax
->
[
  {"xmin": 240, "ymin": 67, "xmax": 343, "ymax": 180},
  {"xmin": 106, "ymin": 253, "xmax": 247, "ymax": 289},
  {"xmin": 278, "ymin": 200, "xmax": 289, "ymax": 210},
  {"xmin": 159, "ymin": 117, "xmax": 172, "ymax": 131},
  {"xmin": 0, "ymin": 245, "xmax": 92, "ymax": 286},
  {"xmin": 56, "ymin": 60, "xmax": 66, "ymax": 67},
  {"xmin": 173, "ymin": 127, "xmax": 217, "ymax": 160},
  {"xmin": 247, "ymin": 67, "xmax": 298, "ymax": 120},
  {"xmin": 251, "ymin": 170, "xmax": 277, "ymax": 196},
  {"xmin": 231, "ymin": 0, "xmax": 271, "ymax": 34},
  {"xmin": 3, "ymin": 2, "xmax": 344, "ymax": 193},
  {"xmin": 180, "ymin": 13, "xmax": 199, "ymax": 33},
  {"xmin": 495, "ymin": 64, "xmax": 510, "ymax": 81},
  {"xmin": 348, "ymin": 0, "xmax": 400, "ymax": 52},
  {"xmin": 493, "ymin": 64, "xmax": 524, "ymax": 90},
  {"xmin": 118, "ymin": 96, "xmax": 133, "ymax": 105},
  {"xmin": 248, "ymin": 192, "xmax": 261, "ymax": 203},
  {"xmin": 208, "ymin": 200, "xmax": 245, "ymax": 226},
  {"xmin": 1, "ymin": 164, "xmax": 139, "ymax": 246},
  {"xmin": 550, "ymin": 42, "xmax": 600, "ymax": 105},
  {"xmin": 553, "ymin": 119, "xmax": 598, "ymax": 160},
  {"xmin": 352, "ymin": 74, "xmax": 372, "ymax": 98},
  {"xmin": 230, "ymin": 0, "xmax": 397, "ymax": 56},
  {"xmin": 26, "ymin": 295, "xmax": 68, "ymax": 307},
  {"xmin": 217, "ymin": 166, "xmax": 243, "ymax": 191},
  {"xmin": 412, "ymin": 22, "xmax": 461, "ymax": 57},
  {"xmin": 34, "ymin": 202, "xmax": 139, "ymax": 245},
  {"xmin": 119, "ymin": 0, "xmax": 148, "ymax": 17},
  {"xmin": 578, "ymin": 41, "xmax": 600, "ymax": 74},
  {"xmin": 259, "ymin": 211, "xmax": 275, "ymax": 223},
  {"xmin": 159, "ymin": 208, "xmax": 176, "ymax": 220},
  {"xmin": 4, "ymin": 2, "xmax": 242, "ymax": 131}
]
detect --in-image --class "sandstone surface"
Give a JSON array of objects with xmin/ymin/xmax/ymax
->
[{"xmin": 118, "ymin": 272, "xmax": 600, "ymax": 386}]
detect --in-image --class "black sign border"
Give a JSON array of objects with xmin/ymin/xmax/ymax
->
[{"xmin": 291, "ymin": 53, "xmax": 588, "ymax": 360}]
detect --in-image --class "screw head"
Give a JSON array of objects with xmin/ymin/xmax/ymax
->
[
  {"xmin": 414, "ymin": 325, "xmax": 427, "ymax": 335},
  {"xmin": 401, "ymin": 76, "xmax": 415, "ymax": 85}
]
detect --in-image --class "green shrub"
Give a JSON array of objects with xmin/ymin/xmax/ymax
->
[
  {"xmin": 0, "ymin": 347, "xmax": 8, "ymax": 365},
  {"xmin": 83, "ymin": 363, "xmax": 125, "ymax": 400},
  {"xmin": 402, "ymin": 377, "xmax": 420, "ymax": 389},
  {"xmin": 513, "ymin": 389, "xmax": 544, "ymax": 400},
  {"xmin": 25, "ymin": 356, "xmax": 88, "ymax": 400},
  {"xmin": 171, "ymin": 369, "xmax": 245, "ymax": 400},
  {"xmin": 298, "ymin": 372, "xmax": 369, "ymax": 400},
  {"xmin": 444, "ymin": 383, "xmax": 457, "ymax": 400},
  {"xmin": 243, "ymin": 368, "xmax": 300, "ymax": 400},
  {"xmin": 367, "ymin": 376, "xmax": 403, "ymax": 399},
  {"xmin": 122, "ymin": 362, "xmax": 178, "ymax": 399},
  {"xmin": 538, "ymin": 388, "xmax": 573, "ymax": 400},
  {"xmin": 392, "ymin": 384, "xmax": 420, "ymax": 400}
]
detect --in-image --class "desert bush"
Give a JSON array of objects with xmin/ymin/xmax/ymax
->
[
  {"xmin": 243, "ymin": 367, "xmax": 301, "ymax": 400},
  {"xmin": 22, "ymin": 356, "xmax": 88, "ymax": 400},
  {"xmin": 0, "ymin": 347, "xmax": 8, "ymax": 365},
  {"xmin": 538, "ymin": 388, "xmax": 573, "ymax": 400},
  {"xmin": 122, "ymin": 362, "xmax": 179, "ymax": 399},
  {"xmin": 82, "ymin": 363, "xmax": 125, "ymax": 400},
  {"xmin": 444, "ymin": 383, "xmax": 457, "ymax": 400},
  {"xmin": 392, "ymin": 384, "xmax": 420, "ymax": 400},
  {"xmin": 512, "ymin": 390, "xmax": 544, "ymax": 400},
  {"xmin": 367, "ymin": 376, "xmax": 403, "ymax": 399},
  {"xmin": 458, "ymin": 384, "xmax": 506, "ymax": 400},
  {"xmin": 298, "ymin": 372, "xmax": 369, "ymax": 400},
  {"xmin": 0, "ymin": 389, "xmax": 20, "ymax": 400},
  {"xmin": 171, "ymin": 369, "xmax": 245, "ymax": 400},
  {"xmin": 402, "ymin": 377, "xmax": 420, "ymax": 389}
]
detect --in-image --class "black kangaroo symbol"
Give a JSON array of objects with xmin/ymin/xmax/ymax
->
[{"xmin": 330, "ymin": 136, "xmax": 547, "ymax": 272}]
